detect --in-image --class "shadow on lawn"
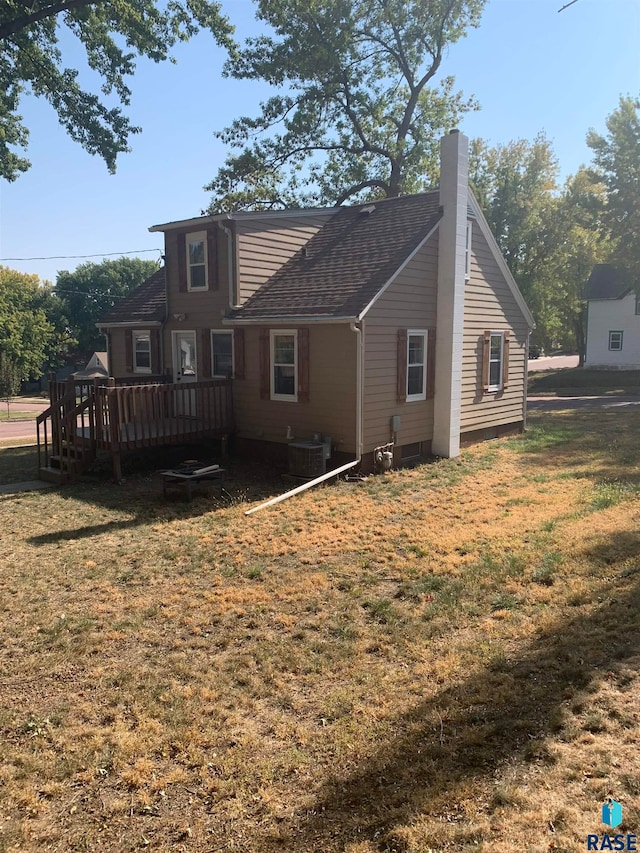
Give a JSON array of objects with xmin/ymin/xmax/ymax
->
[{"xmin": 268, "ymin": 560, "xmax": 640, "ymax": 852}]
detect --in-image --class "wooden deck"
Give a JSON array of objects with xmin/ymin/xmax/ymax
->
[{"xmin": 37, "ymin": 377, "xmax": 234, "ymax": 482}]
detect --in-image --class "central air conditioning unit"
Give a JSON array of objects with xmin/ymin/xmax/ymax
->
[{"xmin": 288, "ymin": 441, "xmax": 325, "ymax": 479}]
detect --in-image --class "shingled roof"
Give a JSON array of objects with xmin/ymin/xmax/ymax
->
[
  {"xmin": 98, "ymin": 267, "xmax": 166, "ymax": 325},
  {"xmin": 229, "ymin": 192, "xmax": 442, "ymax": 321},
  {"xmin": 583, "ymin": 264, "xmax": 633, "ymax": 300}
]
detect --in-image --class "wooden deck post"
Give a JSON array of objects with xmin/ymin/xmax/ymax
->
[{"xmin": 106, "ymin": 377, "xmax": 123, "ymax": 482}]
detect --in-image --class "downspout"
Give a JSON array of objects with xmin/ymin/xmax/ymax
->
[
  {"xmin": 160, "ymin": 261, "xmax": 168, "ymax": 377},
  {"xmin": 219, "ymin": 221, "xmax": 236, "ymax": 309},
  {"xmin": 244, "ymin": 320, "xmax": 364, "ymax": 516}
]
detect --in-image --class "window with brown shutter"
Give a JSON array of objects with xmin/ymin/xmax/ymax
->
[
  {"xmin": 201, "ymin": 329, "xmax": 212, "ymax": 378},
  {"xmin": 177, "ymin": 235, "xmax": 187, "ymax": 293},
  {"xmin": 483, "ymin": 330, "xmax": 507, "ymax": 392},
  {"xmin": 426, "ymin": 327, "xmax": 436, "ymax": 399},
  {"xmin": 207, "ymin": 231, "xmax": 218, "ymax": 290},
  {"xmin": 150, "ymin": 328, "xmax": 161, "ymax": 375},
  {"xmin": 297, "ymin": 327, "xmax": 309, "ymax": 403},
  {"xmin": 259, "ymin": 328, "xmax": 270, "ymax": 399},
  {"xmin": 397, "ymin": 329, "xmax": 407, "ymax": 403},
  {"xmin": 270, "ymin": 330, "xmax": 298, "ymax": 401},
  {"xmin": 125, "ymin": 329, "xmax": 133, "ymax": 372},
  {"xmin": 234, "ymin": 328, "xmax": 245, "ymax": 379}
]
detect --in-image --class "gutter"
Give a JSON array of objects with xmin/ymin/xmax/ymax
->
[
  {"xmin": 224, "ymin": 315, "xmax": 357, "ymax": 326},
  {"xmin": 244, "ymin": 320, "xmax": 364, "ymax": 516}
]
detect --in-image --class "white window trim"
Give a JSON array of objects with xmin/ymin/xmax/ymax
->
[
  {"xmin": 465, "ymin": 220, "xmax": 472, "ymax": 281},
  {"xmin": 488, "ymin": 331, "xmax": 504, "ymax": 392},
  {"xmin": 270, "ymin": 329, "xmax": 298, "ymax": 402},
  {"xmin": 186, "ymin": 230, "xmax": 208, "ymax": 291},
  {"xmin": 132, "ymin": 329, "xmax": 152, "ymax": 374},
  {"xmin": 609, "ymin": 330, "xmax": 623, "ymax": 351},
  {"xmin": 406, "ymin": 329, "xmax": 427, "ymax": 402},
  {"xmin": 210, "ymin": 330, "xmax": 234, "ymax": 378}
]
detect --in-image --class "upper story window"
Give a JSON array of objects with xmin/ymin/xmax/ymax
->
[
  {"xmin": 635, "ymin": 294, "xmax": 640, "ymax": 315},
  {"xmin": 271, "ymin": 330, "xmax": 297, "ymax": 401},
  {"xmin": 465, "ymin": 220, "xmax": 472, "ymax": 280},
  {"xmin": 187, "ymin": 231, "xmax": 208, "ymax": 290},
  {"xmin": 133, "ymin": 331, "xmax": 151, "ymax": 373},
  {"xmin": 609, "ymin": 330, "xmax": 623, "ymax": 351},
  {"xmin": 406, "ymin": 330, "xmax": 427, "ymax": 401},
  {"xmin": 211, "ymin": 331, "xmax": 234, "ymax": 377}
]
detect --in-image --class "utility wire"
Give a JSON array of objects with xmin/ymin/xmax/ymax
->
[{"xmin": 0, "ymin": 248, "xmax": 161, "ymax": 261}]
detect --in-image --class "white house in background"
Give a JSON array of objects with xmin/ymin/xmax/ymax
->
[{"xmin": 584, "ymin": 264, "xmax": 640, "ymax": 369}]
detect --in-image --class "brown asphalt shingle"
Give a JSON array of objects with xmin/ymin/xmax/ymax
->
[
  {"xmin": 230, "ymin": 193, "xmax": 442, "ymax": 321},
  {"xmin": 98, "ymin": 267, "xmax": 166, "ymax": 325}
]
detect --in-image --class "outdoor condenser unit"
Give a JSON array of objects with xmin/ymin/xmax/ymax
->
[{"xmin": 288, "ymin": 441, "xmax": 326, "ymax": 479}]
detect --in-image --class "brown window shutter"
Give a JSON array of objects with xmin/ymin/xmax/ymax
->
[
  {"xmin": 177, "ymin": 234, "xmax": 187, "ymax": 292},
  {"xmin": 426, "ymin": 327, "xmax": 436, "ymax": 399},
  {"xmin": 397, "ymin": 329, "xmax": 407, "ymax": 403},
  {"xmin": 298, "ymin": 327, "xmax": 310, "ymax": 403},
  {"xmin": 259, "ymin": 328, "xmax": 270, "ymax": 399},
  {"xmin": 502, "ymin": 331, "xmax": 510, "ymax": 389},
  {"xmin": 207, "ymin": 230, "xmax": 218, "ymax": 290},
  {"xmin": 150, "ymin": 328, "xmax": 161, "ymax": 375},
  {"xmin": 125, "ymin": 329, "xmax": 133, "ymax": 372},
  {"xmin": 201, "ymin": 329, "xmax": 212, "ymax": 378},
  {"xmin": 234, "ymin": 328, "xmax": 245, "ymax": 379},
  {"xmin": 482, "ymin": 330, "xmax": 491, "ymax": 391}
]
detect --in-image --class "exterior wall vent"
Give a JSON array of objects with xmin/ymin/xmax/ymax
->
[{"xmin": 288, "ymin": 441, "xmax": 326, "ymax": 478}]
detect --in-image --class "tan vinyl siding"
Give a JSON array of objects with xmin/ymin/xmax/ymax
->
[
  {"xmin": 363, "ymin": 236, "xmax": 438, "ymax": 452},
  {"xmin": 233, "ymin": 324, "xmax": 357, "ymax": 454},
  {"xmin": 460, "ymin": 225, "xmax": 529, "ymax": 432},
  {"xmin": 107, "ymin": 329, "xmax": 128, "ymax": 378},
  {"xmin": 236, "ymin": 214, "xmax": 334, "ymax": 302}
]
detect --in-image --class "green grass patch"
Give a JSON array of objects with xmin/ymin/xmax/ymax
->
[{"xmin": 528, "ymin": 367, "xmax": 640, "ymax": 396}]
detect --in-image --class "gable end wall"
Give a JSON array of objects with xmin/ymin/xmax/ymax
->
[{"xmin": 461, "ymin": 224, "xmax": 529, "ymax": 432}]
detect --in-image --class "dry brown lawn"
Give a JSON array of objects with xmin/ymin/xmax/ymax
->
[{"xmin": 1, "ymin": 409, "xmax": 639, "ymax": 852}]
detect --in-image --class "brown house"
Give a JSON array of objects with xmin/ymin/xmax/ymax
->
[{"xmin": 97, "ymin": 131, "xmax": 534, "ymax": 473}]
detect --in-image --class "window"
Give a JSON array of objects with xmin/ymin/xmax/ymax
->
[
  {"xmin": 211, "ymin": 331, "xmax": 233, "ymax": 377},
  {"xmin": 133, "ymin": 331, "xmax": 151, "ymax": 373},
  {"xmin": 406, "ymin": 331, "xmax": 427, "ymax": 401},
  {"xmin": 609, "ymin": 330, "xmax": 623, "ymax": 351},
  {"xmin": 488, "ymin": 332, "xmax": 504, "ymax": 390},
  {"xmin": 465, "ymin": 220, "xmax": 472, "ymax": 280},
  {"xmin": 271, "ymin": 330, "xmax": 297, "ymax": 401},
  {"xmin": 187, "ymin": 231, "xmax": 207, "ymax": 290}
]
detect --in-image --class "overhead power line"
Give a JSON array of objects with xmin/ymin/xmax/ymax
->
[{"xmin": 0, "ymin": 248, "xmax": 161, "ymax": 262}]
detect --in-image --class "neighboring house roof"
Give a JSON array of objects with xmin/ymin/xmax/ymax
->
[
  {"xmin": 73, "ymin": 352, "xmax": 109, "ymax": 380},
  {"xmin": 98, "ymin": 267, "xmax": 166, "ymax": 326},
  {"xmin": 228, "ymin": 193, "xmax": 443, "ymax": 322},
  {"xmin": 583, "ymin": 264, "xmax": 632, "ymax": 300}
]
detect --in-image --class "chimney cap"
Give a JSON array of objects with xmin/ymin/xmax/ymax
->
[{"xmin": 449, "ymin": 128, "xmax": 460, "ymax": 134}]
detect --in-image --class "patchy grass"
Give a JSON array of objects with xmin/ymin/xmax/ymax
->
[
  {"xmin": 0, "ymin": 409, "xmax": 639, "ymax": 852},
  {"xmin": 0, "ymin": 445, "xmax": 39, "ymax": 484},
  {"xmin": 529, "ymin": 366, "xmax": 640, "ymax": 396},
  {"xmin": 0, "ymin": 410, "xmax": 37, "ymax": 422}
]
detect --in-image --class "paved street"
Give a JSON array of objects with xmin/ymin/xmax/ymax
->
[{"xmin": 528, "ymin": 353, "xmax": 579, "ymax": 372}]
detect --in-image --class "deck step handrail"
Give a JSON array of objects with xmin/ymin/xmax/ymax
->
[{"xmin": 37, "ymin": 391, "xmax": 95, "ymax": 481}]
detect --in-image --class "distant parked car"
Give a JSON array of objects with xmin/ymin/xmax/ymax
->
[{"xmin": 528, "ymin": 345, "xmax": 543, "ymax": 359}]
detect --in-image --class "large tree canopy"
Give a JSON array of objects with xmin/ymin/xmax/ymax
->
[
  {"xmin": 587, "ymin": 95, "xmax": 640, "ymax": 280},
  {"xmin": 0, "ymin": 0, "xmax": 234, "ymax": 181},
  {"xmin": 206, "ymin": 0, "xmax": 485, "ymax": 211},
  {"xmin": 0, "ymin": 266, "xmax": 57, "ymax": 380},
  {"xmin": 56, "ymin": 256, "xmax": 159, "ymax": 352}
]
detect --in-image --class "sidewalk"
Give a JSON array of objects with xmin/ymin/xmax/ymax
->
[{"xmin": 0, "ymin": 480, "xmax": 53, "ymax": 495}]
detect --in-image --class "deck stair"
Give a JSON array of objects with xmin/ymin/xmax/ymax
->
[{"xmin": 37, "ymin": 375, "xmax": 234, "ymax": 483}]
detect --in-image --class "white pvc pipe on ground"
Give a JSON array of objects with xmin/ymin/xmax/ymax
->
[{"xmin": 244, "ymin": 458, "xmax": 360, "ymax": 516}]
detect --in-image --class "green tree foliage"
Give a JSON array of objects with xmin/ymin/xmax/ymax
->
[
  {"xmin": 0, "ymin": 0, "xmax": 234, "ymax": 181},
  {"xmin": 56, "ymin": 256, "xmax": 159, "ymax": 352},
  {"xmin": 0, "ymin": 267, "xmax": 57, "ymax": 381},
  {"xmin": 206, "ymin": 0, "xmax": 485, "ymax": 211},
  {"xmin": 587, "ymin": 95, "xmax": 640, "ymax": 280},
  {"xmin": 469, "ymin": 134, "xmax": 561, "ymax": 347}
]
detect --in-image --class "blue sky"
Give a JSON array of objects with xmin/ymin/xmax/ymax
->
[{"xmin": 1, "ymin": 0, "xmax": 638, "ymax": 285}]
